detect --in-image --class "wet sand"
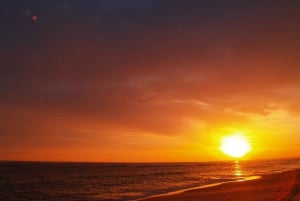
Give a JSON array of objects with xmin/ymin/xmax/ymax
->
[{"xmin": 141, "ymin": 169, "xmax": 300, "ymax": 201}]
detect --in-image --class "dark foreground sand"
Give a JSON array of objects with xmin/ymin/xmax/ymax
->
[{"xmin": 141, "ymin": 169, "xmax": 300, "ymax": 201}]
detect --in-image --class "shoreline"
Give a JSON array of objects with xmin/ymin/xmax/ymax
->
[
  {"xmin": 133, "ymin": 176, "xmax": 261, "ymax": 201},
  {"xmin": 137, "ymin": 169, "xmax": 300, "ymax": 201}
]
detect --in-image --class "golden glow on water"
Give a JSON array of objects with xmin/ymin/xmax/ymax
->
[{"xmin": 234, "ymin": 161, "xmax": 242, "ymax": 176}]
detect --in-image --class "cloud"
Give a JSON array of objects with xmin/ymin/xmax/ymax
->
[
  {"xmin": 100, "ymin": 0, "xmax": 152, "ymax": 12},
  {"xmin": 1, "ymin": 0, "xmax": 300, "ymax": 158}
]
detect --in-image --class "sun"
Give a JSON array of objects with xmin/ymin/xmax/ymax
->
[{"xmin": 220, "ymin": 133, "xmax": 251, "ymax": 158}]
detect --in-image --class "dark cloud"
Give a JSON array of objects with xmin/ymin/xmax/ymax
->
[
  {"xmin": 100, "ymin": 0, "xmax": 152, "ymax": 11},
  {"xmin": 1, "ymin": 0, "xmax": 300, "ymax": 157}
]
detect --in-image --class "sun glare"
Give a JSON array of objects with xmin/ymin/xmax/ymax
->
[{"xmin": 220, "ymin": 133, "xmax": 251, "ymax": 158}]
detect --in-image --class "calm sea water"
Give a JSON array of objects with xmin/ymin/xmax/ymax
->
[{"xmin": 1, "ymin": 159, "xmax": 300, "ymax": 201}]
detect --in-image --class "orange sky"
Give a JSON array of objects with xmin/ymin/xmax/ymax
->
[{"xmin": 1, "ymin": 1, "xmax": 300, "ymax": 162}]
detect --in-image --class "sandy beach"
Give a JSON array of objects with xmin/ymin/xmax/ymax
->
[{"xmin": 141, "ymin": 169, "xmax": 300, "ymax": 201}]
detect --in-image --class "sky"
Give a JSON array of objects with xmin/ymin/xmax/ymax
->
[{"xmin": 1, "ymin": 0, "xmax": 300, "ymax": 162}]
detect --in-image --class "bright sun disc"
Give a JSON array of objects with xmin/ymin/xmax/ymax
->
[{"xmin": 220, "ymin": 133, "xmax": 251, "ymax": 158}]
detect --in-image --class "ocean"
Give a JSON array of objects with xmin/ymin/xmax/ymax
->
[{"xmin": 1, "ymin": 158, "xmax": 300, "ymax": 201}]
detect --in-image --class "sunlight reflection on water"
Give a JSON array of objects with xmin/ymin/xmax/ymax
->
[{"xmin": 234, "ymin": 161, "xmax": 242, "ymax": 177}]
